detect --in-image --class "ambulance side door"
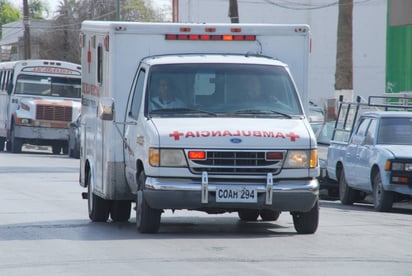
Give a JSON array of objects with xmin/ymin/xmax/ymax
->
[{"xmin": 124, "ymin": 67, "xmax": 146, "ymax": 193}]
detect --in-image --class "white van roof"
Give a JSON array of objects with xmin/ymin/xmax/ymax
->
[{"xmin": 142, "ymin": 54, "xmax": 288, "ymax": 67}]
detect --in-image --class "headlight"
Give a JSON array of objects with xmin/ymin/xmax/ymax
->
[
  {"xmin": 15, "ymin": 117, "xmax": 32, "ymax": 125},
  {"xmin": 284, "ymin": 149, "xmax": 318, "ymax": 169},
  {"xmin": 149, "ymin": 148, "xmax": 187, "ymax": 167},
  {"xmin": 391, "ymin": 162, "xmax": 404, "ymax": 171},
  {"xmin": 390, "ymin": 161, "xmax": 412, "ymax": 171}
]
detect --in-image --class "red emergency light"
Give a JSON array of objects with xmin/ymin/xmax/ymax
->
[
  {"xmin": 165, "ymin": 34, "xmax": 256, "ymax": 41},
  {"xmin": 266, "ymin": 152, "xmax": 284, "ymax": 160},
  {"xmin": 188, "ymin": 151, "xmax": 206, "ymax": 160},
  {"xmin": 166, "ymin": 26, "xmax": 255, "ymax": 41}
]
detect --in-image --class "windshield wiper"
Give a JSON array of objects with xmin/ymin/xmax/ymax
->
[
  {"xmin": 225, "ymin": 109, "xmax": 293, "ymax": 118},
  {"xmin": 150, "ymin": 108, "xmax": 218, "ymax": 117}
]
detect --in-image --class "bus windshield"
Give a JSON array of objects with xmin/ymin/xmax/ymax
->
[{"xmin": 14, "ymin": 74, "xmax": 81, "ymax": 98}]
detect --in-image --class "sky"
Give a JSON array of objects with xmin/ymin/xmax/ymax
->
[{"xmin": 7, "ymin": 0, "xmax": 171, "ymax": 19}]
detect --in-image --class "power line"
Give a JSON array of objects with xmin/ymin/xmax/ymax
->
[{"xmin": 261, "ymin": 0, "xmax": 373, "ymax": 10}]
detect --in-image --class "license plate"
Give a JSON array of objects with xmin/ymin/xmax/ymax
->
[{"xmin": 216, "ymin": 185, "xmax": 257, "ymax": 203}]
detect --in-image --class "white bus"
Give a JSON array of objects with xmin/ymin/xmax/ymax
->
[{"xmin": 0, "ymin": 60, "xmax": 81, "ymax": 153}]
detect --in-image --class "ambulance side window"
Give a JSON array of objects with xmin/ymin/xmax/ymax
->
[
  {"xmin": 129, "ymin": 69, "xmax": 146, "ymax": 119},
  {"xmin": 97, "ymin": 45, "xmax": 103, "ymax": 84}
]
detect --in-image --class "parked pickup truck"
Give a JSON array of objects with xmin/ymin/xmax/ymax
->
[{"xmin": 326, "ymin": 95, "xmax": 412, "ymax": 211}]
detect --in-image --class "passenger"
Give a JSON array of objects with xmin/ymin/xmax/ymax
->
[
  {"xmin": 246, "ymin": 76, "xmax": 264, "ymax": 100},
  {"xmin": 243, "ymin": 76, "xmax": 275, "ymax": 103},
  {"xmin": 150, "ymin": 78, "xmax": 185, "ymax": 109}
]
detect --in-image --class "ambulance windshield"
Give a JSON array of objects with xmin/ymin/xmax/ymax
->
[{"xmin": 147, "ymin": 63, "xmax": 303, "ymax": 117}]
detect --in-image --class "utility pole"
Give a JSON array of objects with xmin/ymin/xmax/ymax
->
[
  {"xmin": 116, "ymin": 0, "xmax": 120, "ymax": 21},
  {"xmin": 229, "ymin": 0, "xmax": 239, "ymax": 23},
  {"xmin": 23, "ymin": 0, "xmax": 31, "ymax": 59}
]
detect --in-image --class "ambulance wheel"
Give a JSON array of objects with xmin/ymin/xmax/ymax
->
[
  {"xmin": 10, "ymin": 125, "xmax": 22, "ymax": 153},
  {"xmin": 110, "ymin": 200, "xmax": 131, "ymax": 222},
  {"xmin": 292, "ymin": 200, "xmax": 319, "ymax": 234},
  {"xmin": 87, "ymin": 171, "xmax": 110, "ymax": 222},
  {"xmin": 259, "ymin": 210, "xmax": 281, "ymax": 221},
  {"xmin": 136, "ymin": 171, "xmax": 161, "ymax": 233},
  {"xmin": 238, "ymin": 209, "xmax": 259, "ymax": 221}
]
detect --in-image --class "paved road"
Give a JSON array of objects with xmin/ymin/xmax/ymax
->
[{"xmin": 0, "ymin": 150, "xmax": 412, "ymax": 276}]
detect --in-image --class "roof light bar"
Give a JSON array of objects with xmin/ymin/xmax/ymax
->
[{"xmin": 165, "ymin": 34, "xmax": 256, "ymax": 41}]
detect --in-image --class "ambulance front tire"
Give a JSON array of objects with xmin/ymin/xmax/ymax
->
[
  {"xmin": 87, "ymin": 171, "xmax": 110, "ymax": 222},
  {"xmin": 136, "ymin": 170, "xmax": 161, "ymax": 233},
  {"xmin": 292, "ymin": 200, "xmax": 319, "ymax": 234}
]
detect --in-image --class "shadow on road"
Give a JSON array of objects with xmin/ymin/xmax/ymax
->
[
  {"xmin": 0, "ymin": 213, "xmax": 303, "ymax": 241},
  {"xmin": 320, "ymin": 199, "xmax": 412, "ymax": 215}
]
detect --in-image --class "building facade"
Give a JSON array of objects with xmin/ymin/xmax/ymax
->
[{"xmin": 174, "ymin": 0, "xmax": 387, "ymax": 105}]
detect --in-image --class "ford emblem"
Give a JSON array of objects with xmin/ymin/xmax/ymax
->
[{"xmin": 230, "ymin": 138, "xmax": 242, "ymax": 144}]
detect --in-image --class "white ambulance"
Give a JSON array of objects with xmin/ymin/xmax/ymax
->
[{"xmin": 80, "ymin": 21, "xmax": 319, "ymax": 234}]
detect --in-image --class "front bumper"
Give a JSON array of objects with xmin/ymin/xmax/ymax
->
[
  {"xmin": 14, "ymin": 125, "xmax": 69, "ymax": 141},
  {"xmin": 144, "ymin": 173, "xmax": 319, "ymax": 212}
]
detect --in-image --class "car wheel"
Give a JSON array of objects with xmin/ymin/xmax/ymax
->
[
  {"xmin": 327, "ymin": 188, "xmax": 339, "ymax": 198},
  {"xmin": 373, "ymin": 172, "xmax": 393, "ymax": 212},
  {"xmin": 292, "ymin": 200, "xmax": 319, "ymax": 234},
  {"xmin": 87, "ymin": 170, "xmax": 110, "ymax": 222},
  {"xmin": 259, "ymin": 210, "xmax": 281, "ymax": 221},
  {"xmin": 136, "ymin": 170, "xmax": 161, "ymax": 233},
  {"xmin": 339, "ymin": 168, "xmax": 356, "ymax": 205},
  {"xmin": 110, "ymin": 200, "xmax": 131, "ymax": 222},
  {"xmin": 238, "ymin": 210, "xmax": 259, "ymax": 221}
]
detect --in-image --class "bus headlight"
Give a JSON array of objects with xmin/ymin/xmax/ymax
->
[
  {"xmin": 149, "ymin": 148, "xmax": 187, "ymax": 167},
  {"xmin": 15, "ymin": 117, "xmax": 32, "ymax": 125}
]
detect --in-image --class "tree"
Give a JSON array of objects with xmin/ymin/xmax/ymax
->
[
  {"xmin": 39, "ymin": 0, "xmax": 80, "ymax": 63},
  {"xmin": 335, "ymin": 0, "xmax": 353, "ymax": 98},
  {"xmin": 229, "ymin": 0, "xmax": 239, "ymax": 23},
  {"xmin": 0, "ymin": 1, "xmax": 22, "ymax": 38},
  {"xmin": 29, "ymin": 0, "xmax": 50, "ymax": 19},
  {"xmin": 122, "ymin": 0, "xmax": 159, "ymax": 21},
  {"xmin": 38, "ymin": 0, "xmax": 165, "ymax": 63}
]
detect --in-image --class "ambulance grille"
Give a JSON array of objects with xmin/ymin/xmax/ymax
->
[
  {"xmin": 36, "ymin": 105, "xmax": 73, "ymax": 122},
  {"xmin": 188, "ymin": 151, "xmax": 283, "ymax": 175}
]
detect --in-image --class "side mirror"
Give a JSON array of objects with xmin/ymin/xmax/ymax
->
[{"xmin": 99, "ymin": 98, "xmax": 115, "ymax": 121}]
